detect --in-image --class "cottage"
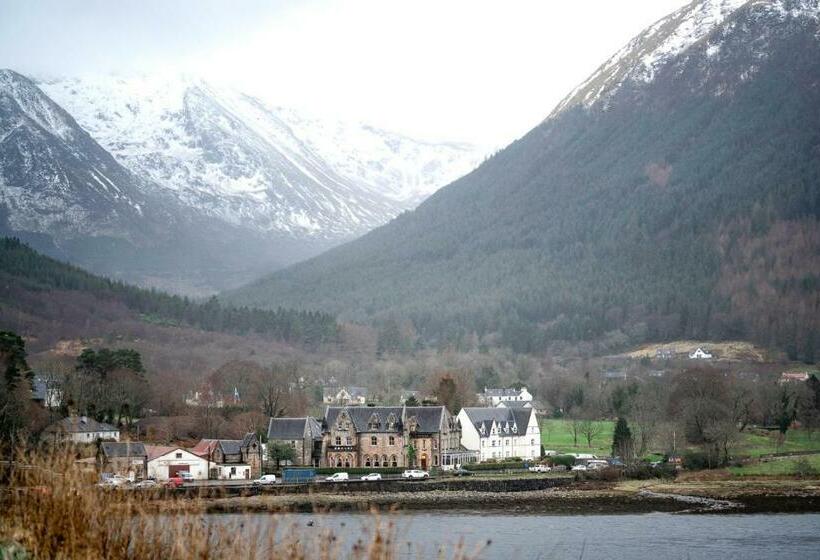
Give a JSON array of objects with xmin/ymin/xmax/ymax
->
[
  {"xmin": 146, "ymin": 446, "xmax": 209, "ymax": 480},
  {"xmin": 190, "ymin": 433, "xmax": 262, "ymax": 479},
  {"xmin": 688, "ymin": 347, "xmax": 713, "ymax": 360},
  {"xmin": 323, "ymin": 386, "xmax": 368, "ymax": 405},
  {"xmin": 44, "ymin": 416, "xmax": 120, "ymax": 444},
  {"xmin": 97, "ymin": 442, "xmax": 147, "ymax": 480},
  {"xmin": 458, "ymin": 407, "xmax": 541, "ymax": 462},
  {"xmin": 31, "ymin": 376, "xmax": 61, "ymax": 409},
  {"xmin": 266, "ymin": 417, "xmax": 323, "ymax": 467},
  {"xmin": 477, "ymin": 387, "xmax": 533, "ymax": 406}
]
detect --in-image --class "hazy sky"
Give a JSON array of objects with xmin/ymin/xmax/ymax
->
[{"xmin": 0, "ymin": 0, "xmax": 689, "ymax": 146}]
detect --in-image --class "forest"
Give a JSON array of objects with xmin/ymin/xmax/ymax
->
[
  {"xmin": 0, "ymin": 237, "xmax": 338, "ymax": 346},
  {"xmin": 225, "ymin": 14, "xmax": 820, "ymax": 362}
]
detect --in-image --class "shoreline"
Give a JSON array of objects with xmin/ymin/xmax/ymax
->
[{"xmin": 193, "ymin": 478, "xmax": 820, "ymax": 516}]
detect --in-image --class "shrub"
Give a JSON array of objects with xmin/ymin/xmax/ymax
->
[
  {"xmin": 549, "ymin": 455, "xmax": 576, "ymax": 468},
  {"xmin": 793, "ymin": 458, "xmax": 817, "ymax": 478},
  {"xmin": 463, "ymin": 461, "xmax": 526, "ymax": 471}
]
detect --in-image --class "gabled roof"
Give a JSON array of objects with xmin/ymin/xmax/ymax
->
[
  {"xmin": 267, "ymin": 417, "xmax": 322, "ymax": 440},
  {"xmin": 144, "ymin": 445, "xmax": 179, "ymax": 461},
  {"xmin": 325, "ymin": 406, "xmax": 404, "ymax": 432},
  {"xmin": 482, "ymin": 388, "xmax": 522, "ymax": 397},
  {"xmin": 191, "ymin": 438, "xmax": 248, "ymax": 458},
  {"xmin": 100, "ymin": 442, "xmax": 146, "ymax": 458},
  {"xmin": 323, "ymin": 386, "xmax": 367, "ymax": 399},
  {"xmin": 461, "ymin": 407, "xmax": 534, "ymax": 436},
  {"xmin": 45, "ymin": 416, "xmax": 118, "ymax": 434},
  {"xmin": 404, "ymin": 406, "xmax": 446, "ymax": 433}
]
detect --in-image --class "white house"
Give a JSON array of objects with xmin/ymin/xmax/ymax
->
[
  {"xmin": 477, "ymin": 387, "xmax": 533, "ymax": 406},
  {"xmin": 323, "ymin": 386, "xmax": 367, "ymax": 405},
  {"xmin": 43, "ymin": 416, "xmax": 120, "ymax": 443},
  {"xmin": 457, "ymin": 407, "xmax": 541, "ymax": 462},
  {"xmin": 145, "ymin": 446, "xmax": 209, "ymax": 480},
  {"xmin": 688, "ymin": 347, "xmax": 713, "ymax": 360}
]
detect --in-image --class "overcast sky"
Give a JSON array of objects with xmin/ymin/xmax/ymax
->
[{"xmin": 0, "ymin": 0, "xmax": 688, "ymax": 146}]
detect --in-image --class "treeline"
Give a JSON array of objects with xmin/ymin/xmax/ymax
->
[{"xmin": 0, "ymin": 237, "xmax": 338, "ymax": 345}]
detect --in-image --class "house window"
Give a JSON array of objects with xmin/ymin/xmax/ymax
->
[
  {"xmin": 291, "ymin": 440, "xmax": 297, "ymax": 448},
  {"xmin": 373, "ymin": 456, "xmax": 380, "ymax": 467},
  {"xmin": 481, "ymin": 440, "xmax": 485, "ymax": 447},
  {"xmin": 434, "ymin": 455, "xmax": 438, "ymax": 466},
  {"xmin": 336, "ymin": 457, "xmax": 342, "ymax": 467},
  {"xmin": 335, "ymin": 436, "xmax": 342, "ymax": 446},
  {"xmin": 175, "ymin": 452, "xmax": 182, "ymax": 459},
  {"xmin": 365, "ymin": 456, "xmax": 371, "ymax": 467},
  {"xmin": 389, "ymin": 436, "xmax": 395, "ymax": 445},
  {"xmin": 346, "ymin": 436, "xmax": 353, "ymax": 445},
  {"xmin": 371, "ymin": 436, "xmax": 378, "ymax": 446},
  {"xmin": 530, "ymin": 439, "xmax": 535, "ymax": 446},
  {"xmin": 433, "ymin": 439, "xmax": 437, "ymax": 450},
  {"xmin": 230, "ymin": 467, "xmax": 236, "ymax": 475},
  {"xmin": 391, "ymin": 455, "xmax": 398, "ymax": 467}
]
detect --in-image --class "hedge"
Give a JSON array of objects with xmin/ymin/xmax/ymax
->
[
  {"xmin": 549, "ymin": 455, "xmax": 577, "ymax": 468},
  {"xmin": 463, "ymin": 461, "xmax": 526, "ymax": 471},
  {"xmin": 314, "ymin": 467, "xmax": 405, "ymax": 475}
]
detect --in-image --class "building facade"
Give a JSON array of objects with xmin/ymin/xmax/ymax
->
[
  {"xmin": 146, "ymin": 446, "xmax": 210, "ymax": 480},
  {"xmin": 320, "ymin": 405, "xmax": 462, "ymax": 470},
  {"xmin": 477, "ymin": 387, "xmax": 533, "ymax": 406},
  {"xmin": 44, "ymin": 416, "xmax": 120, "ymax": 443},
  {"xmin": 267, "ymin": 417, "xmax": 324, "ymax": 467},
  {"xmin": 190, "ymin": 433, "xmax": 263, "ymax": 479},
  {"xmin": 97, "ymin": 442, "xmax": 147, "ymax": 480},
  {"xmin": 323, "ymin": 386, "xmax": 368, "ymax": 405},
  {"xmin": 458, "ymin": 407, "xmax": 541, "ymax": 462}
]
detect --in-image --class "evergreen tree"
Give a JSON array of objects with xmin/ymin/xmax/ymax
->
[{"xmin": 612, "ymin": 417, "xmax": 633, "ymax": 461}]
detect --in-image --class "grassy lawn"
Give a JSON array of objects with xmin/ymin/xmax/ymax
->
[
  {"xmin": 734, "ymin": 429, "xmax": 820, "ymax": 457},
  {"xmin": 729, "ymin": 454, "xmax": 820, "ymax": 476},
  {"xmin": 540, "ymin": 419, "xmax": 614, "ymax": 456}
]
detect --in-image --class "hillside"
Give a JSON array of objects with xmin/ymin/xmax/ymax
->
[
  {"xmin": 226, "ymin": 0, "xmax": 820, "ymax": 361},
  {"xmin": 0, "ymin": 237, "xmax": 338, "ymax": 348}
]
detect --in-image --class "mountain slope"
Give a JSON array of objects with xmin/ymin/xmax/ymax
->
[
  {"xmin": 226, "ymin": 0, "xmax": 820, "ymax": 360},
  {"xmin": 39, "ymin": 75, "xmax": 483, "ymax": 238}
]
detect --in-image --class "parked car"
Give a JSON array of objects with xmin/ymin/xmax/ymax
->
[
  {"xmin": 253, "ymin": 474, "xmax": 277, "ymax": 486},
  {"xmin": 360, "ymin": 473, "xmax": 382, "ymax": 481},
  {"xmin": 325, "ymin": 472, "xmax": 349, "ymax": 482},
  {"xmin": 570, "ymin": 464, "xmax": 588, "ymax": 472},
  {"xmin": 552, "ymin": 465, "xmax": 567, "ymax": 471},
  {"xmin": 528, "ymin": 464, "xmax": 552, "ymax": 473},
  {"xmin": 451, "ymin": 468, "xmax": 473, "ymax": 477},
  {"xmin": 587, "ymin": 460, "xmax": 609, "ymax": 470},
  {"xmin": 179, "ymin": 471, "xmax": 195, "ymax": 482},
  {"xmin": 543, "ymin": 450, "xmax": 558, "ymax": 457},
  {"xmin": 98, "ymin": 474, "xmax": 130, "ymax": 488},
  {"xmin": 164, "ymin": 476, "xmax": 185, "ymax": 488},
  {"xmin": 402, "ymin": 469, "xmax": 430, "ymax": 480}
]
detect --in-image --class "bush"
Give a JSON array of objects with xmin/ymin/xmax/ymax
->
[
  {"xmin": 624, "ymin": 464, "xmax": 676, "ymax": 480},
  {"xmin": 550, "ymin": 455, "xmax": 576, "ymax": 468},
  {"xmin": 682, "ymin": 450, "xmax": 724, "ymax": 470},
  {"xmin": 463, "ymin": 461, "xmax": 526, "ymax": 471}
]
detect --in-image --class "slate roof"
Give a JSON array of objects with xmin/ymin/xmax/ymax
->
[
  {"xmin": 482, "ymin": 388, "xmax": 522, "ymax": 398},
  {"xmin": 100, "ymin": 442, "xmax": 146, "ymax": 458},
  {"xmin": 323, "ymin": 405, "xmax": 450, "ymax": 434},
  {"xmin": 191, "ymin": 436, "xmax": 252, "ymax": 458},
  {"xmin": 44, "ymin": 416, "xmax": 118, "ymax": 434},
  {"xmin": 461, "ymin": 407, "xmax": 534, "ymax": 435},
  {"xmin": 267, "ymin": 417, "xmax": 323, "ymax": 440},
  {"xmin": 31, "ymin": 377, "xmax": 48, "ymax": 401}
]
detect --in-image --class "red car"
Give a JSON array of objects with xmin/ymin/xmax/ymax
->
[{"xmin": 164, "ymin": 476, "xmax": 184, "ymax": 488}]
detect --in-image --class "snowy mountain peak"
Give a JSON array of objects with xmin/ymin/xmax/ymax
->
[
  {"xmin": 38, "ymin": 74, "xmax": 484, "ymax": 239},
  {"xmin": 551, "ymin": 0, "xmax": 819, "ymax": 116}
]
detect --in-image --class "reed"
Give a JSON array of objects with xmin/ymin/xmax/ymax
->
[{"xmin": 0, "ymin": 450, "xmax": 479, "ymax": 559}]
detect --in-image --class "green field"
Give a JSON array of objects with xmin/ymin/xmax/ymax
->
[
  {"xmin": 540, "ymin": 419, "xmax": 820, "ymax": 460},
  {"xmin": 540, "ymin": 419, "xmax": 615, "ymax": 457},
  {"xmin": 729, "ymin": 454, "xmax": 820, "ymax": 476}
]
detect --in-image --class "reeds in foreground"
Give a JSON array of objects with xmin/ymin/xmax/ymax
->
[{"xmin": 0, "ymin": 450, "xmax": 480, "ymax": 559}]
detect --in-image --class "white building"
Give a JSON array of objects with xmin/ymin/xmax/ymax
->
[
  {"xmin": 477, "ymin": 387, "xmax": 533, "ymax": 406},
  {"xmin": 688, "ymin": 347, "xmax": 713, "ymax": 360},
  {"xmin": 457, "ymin": 407, "xmax": 541, "ymax": 462},
  {"xmin": 323, "ymin": 386, "xmax": 367, "ymax": 405},
  {"xmin": 43, "ymin": 416, "xmax": 120, "ymax": 443},
  {"xmin": 145, "ymin": 446, "xmax": 209, "ymax": 480}
]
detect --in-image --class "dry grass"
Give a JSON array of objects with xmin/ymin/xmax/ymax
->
[
  {"xmin": 618, "ymin": 340, "xmax": 771, "ymax": 362},
  {"xmin": 0, "ymin": 450, "xmax": 479, "ymax": 560}
]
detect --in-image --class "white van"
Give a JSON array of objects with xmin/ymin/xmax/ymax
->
[{"xmin": 325, "ymin": 472, "xmax": 349, "ymax": 482}]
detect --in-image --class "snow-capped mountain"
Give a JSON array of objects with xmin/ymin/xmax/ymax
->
[
  {"xmin": 552, "ymin": 0, "xmax": 820, "ymax": 115},
  {"xmin": 39, "ymin": 75, "xmax": 483, "ymax": 238},
  {"xmin": 0, "ymin": 70, "xmax": 483, "ymax": 294}
]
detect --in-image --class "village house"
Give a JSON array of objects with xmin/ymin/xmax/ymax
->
[
  {"xmin": 43, "ymin": 416, "xmax": 120, "ymax": 444},
  {"xmin": 477, "ymin": 387, "xmax": 533, "ymax": 406},
  {"xmin": 780, "ymin": 371, "xmax": 812, "ymax": 383},
  {"xmin": 688, "ymin": 347, "xmax": 713, "ymax": 360},
  {"xmin": 184, "ymin": 382, "xmax": 240, "ymax": 408},
  {"xmin": 323, "ymin": 386, "xmax": 368, "ymax": 405},
  {"xmin": 266, "ymin": 417, "xmax": 323, "ymax": 467},
  {"xmin": 496, "ymin": 399, "xmax": 548, "ymax": 417},
  {"xmin": 97, "ymin": 442, "xmax": 147, "ymax": 480},
  {"xmin": 145, "ymin": 445, "xmax": 209, "ymax": 480},
  {"xmin": 321, "ymin": 405, "xmax": 465, "ymax": 470},
  {"xmin": 458, "ymin": 407, "xmax": 541, "ymax": 462},
  {"xmin": 190, "ymin": 433, "xmax": 262, "ymax": 480},
  {"xmin": 31, "ymin": 376, "xmax": 62, "ymax": 409}
]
